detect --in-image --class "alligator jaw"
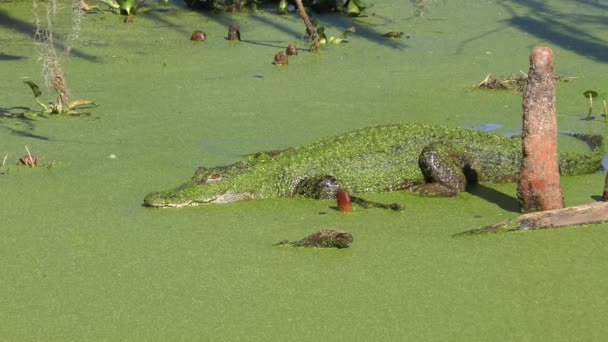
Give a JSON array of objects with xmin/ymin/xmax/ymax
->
[{"xmin": 144, "ymin": 192, "xmax": 255, "ymax": 208}]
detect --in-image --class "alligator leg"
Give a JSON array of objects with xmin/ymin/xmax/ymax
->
[
  {"xmin": 294, "ymin": 176, "xmax": 402, "ymax": 210},
  {"xmin": 293, "ymin": 175, "xmax": 340, "ymax": 199},
  {"xmin": 414, "ymin": 144, "xmax": 470, "ymax": 196}
]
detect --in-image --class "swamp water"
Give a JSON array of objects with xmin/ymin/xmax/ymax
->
[{"xmin": 1, "ymin": 0, "xmax": 608, "ymax": 340}]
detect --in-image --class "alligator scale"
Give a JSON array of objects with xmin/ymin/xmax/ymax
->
[{"xmin": 144, "ymin": 123, "xmax": 602, "ymax": 208}]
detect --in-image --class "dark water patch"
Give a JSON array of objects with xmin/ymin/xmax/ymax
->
[
  {"xmin": 472, "ymin": 123, "xmax": 503, "ymax": 132},
  {"xmin": 0, "ymin": 53, "xmax": 25, "ymax": 61},
  {"xmin": 499, "ymin": 1, "xmax": 608, "ymax": 62}
]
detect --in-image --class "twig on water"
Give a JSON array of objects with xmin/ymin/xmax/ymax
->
[{"xmin": 25, "ymin": 145, "xmax": 35, "ymax": 168}]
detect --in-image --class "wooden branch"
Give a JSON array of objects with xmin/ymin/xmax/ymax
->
[
  {"xmin": 454, "ymin": 201, "xmax": 608, "ymax": 236},
  {"xmin": 294, "ymin": 0, "xmax": 320, "ymax": 51}
]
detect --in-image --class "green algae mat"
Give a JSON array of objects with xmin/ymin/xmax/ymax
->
[{"xmin": 2, "ymin": 1, "xmax": 608, "ymax": 340}]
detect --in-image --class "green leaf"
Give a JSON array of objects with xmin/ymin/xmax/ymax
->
[
  {"xmin": 346, "ymin": 0, "xmax": 364, "ymax": 16},
  {"xmin": 117, "ymin": 0, "xmax": 138, "ymax": 15},
  {"xmin": 23, "ymin": 80, "xmax": 42, "ymax": 98}
]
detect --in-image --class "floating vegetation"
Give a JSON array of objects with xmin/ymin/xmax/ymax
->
[
  {"xmin": 382, "ymin": 31, "xmax": 409, "ymax": 39},
  {"xmin": 411, "ymin": 0, "xmax": 432, "ymax": 17},
  {"xmin": 477, "ymin": 72, "xmax": 575, "ymax": 92},
  {"xmin": 477, "ymin": 72, "xmax": 528, "ymax": 92}
]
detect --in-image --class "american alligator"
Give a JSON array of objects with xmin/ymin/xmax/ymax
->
[
  {"xmin": 275, "ymin": 229, "xmax": 354, "ymax": 249},
  {"xmin": 144, "ymin": 123, "xmax": 603, "ymax": 208}
]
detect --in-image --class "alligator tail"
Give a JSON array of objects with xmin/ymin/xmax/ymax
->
[{"xmin": 558, "ymin": 132, "xmax": 605, "ymax": 176}]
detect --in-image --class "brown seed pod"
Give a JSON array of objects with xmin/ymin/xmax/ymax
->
[
  {"xmin": 273, "ymin": 51, "xmax": 288, "ymax": 65},
  {"xmin": 18, "ymin": 154, "xmax": 38, "ymax": 167},
  {"xmin": 190, "ymin": 30, "xmax": 207, "ymax": 41},
  {"xmin": 336, "ymin": 189, "xmax": 353, "ymax": 212},
  {"xmin": 286, "ymin": 43, "xmax": 298, "ymax": 56},
  {"xmin": 227, "ymin": 24, "xmax": 241, "ymax": 41}
]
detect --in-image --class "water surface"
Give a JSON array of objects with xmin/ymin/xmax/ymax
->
[{"xmin": 1, "ymin": 1, "xmax": 608, "ymax": 340}]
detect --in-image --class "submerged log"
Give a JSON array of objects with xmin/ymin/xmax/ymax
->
[
  {"xmin": 454, "ymin": 202, "xmax": 608, "ymax": 236},
  {"xmin": 517, "ymin": 46, "xmax": 564, "ymax": 213},
  {"xmin": 276, "ymin": 229, "xmax": 353, "ymax": 248}
]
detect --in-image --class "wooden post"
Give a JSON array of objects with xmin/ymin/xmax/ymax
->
[{"xmin": 517, "ymin": 47, "xmax": 564, "ymax": 213}]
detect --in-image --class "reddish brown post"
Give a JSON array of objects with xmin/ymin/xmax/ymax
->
[
  {"xmin": 517, "ymin": 47, "xmax": 564, "ymax": 213},
  {"xmin": 336, "ymin": 189, "xmax": 353, "ymax": 212}
]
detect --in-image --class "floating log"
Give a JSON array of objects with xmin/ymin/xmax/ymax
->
[{"xmin": 454, "ymin": 201, "xmax": 608, "ymax": 236}]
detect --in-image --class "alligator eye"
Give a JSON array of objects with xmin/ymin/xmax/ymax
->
[
  {"xmin": 206, "ymin": 172, "xmax": 223, "ymax": 183},
  {"xmin": 336, "ymin": 233, "xmax": 353, "ymax": 242}
]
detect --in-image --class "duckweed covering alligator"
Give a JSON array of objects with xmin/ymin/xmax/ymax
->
[{"xmin": 144, "ymin": 123, "xmax": 603, "ymax": 208}]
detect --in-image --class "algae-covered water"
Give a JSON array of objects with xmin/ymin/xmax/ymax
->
[{"xmin": 2, "ymin": 1, "xmax": 608, "ymax": 340}]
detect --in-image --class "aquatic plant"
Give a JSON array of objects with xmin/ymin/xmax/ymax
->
[
  {"xmin": 583, "ymin": 90, "xmax": 598, "ymax": 120},
  {"xmin": 31, "ymin": 0, "xmax": 94, "ymax": 115},
  {"xmin": 346, "ymin": 0, "xmax": 367, "ymax": 16},
  {"xmin": 278, "ymin": 0, "xmax": 288, "ymax": 14},
  {"xmin": 98, "ymin": 0, "xmax": 173, "ymax": 16},
  {"xmin": 183, "ymin": 0, "xmax": 259, "ymax": 12},
  {"xmin": 23, "ymin": 81, "xmax": 94, "ymax": 115},
  {"xmin": 183, "ymin": 0, "xmax": 363, "ymax": 14},
  {"xmin": 98, "ymin": 0, "xmax": 139, "ymax": 15},
  {"xmin": 602, "ymin": 92, "xmax": 608, "ymax": 118},
  {"xmin": 310, "ymin": 23, "xmax": 355, "ymax": 46},
  {"xmin": 477, "ymin": 73, "xmax": 574, "ymax": 93},
  {"xmin": 0, "ymin": 154, "xmax": 8, "ymax": 174}
]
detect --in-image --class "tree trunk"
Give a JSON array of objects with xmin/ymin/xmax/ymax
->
[{"xmin": 517, "ymin": 47, "xmax": 564, "ymax": 213}]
